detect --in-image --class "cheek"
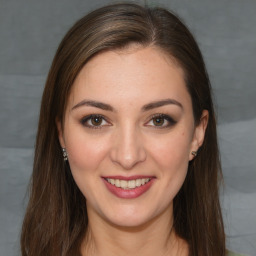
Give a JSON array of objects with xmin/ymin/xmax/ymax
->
[
  {"xmin": 149, "ymin": 131, "xmax": 191, "ymax": 201},
  {"xmin": 65, "ymin": 132, "xmax": 111, "ymax": 200},
  {"xmin": 149, "ymin": 130, "xmax": 191, "ymax": 170},
  {"xmin": 65, "ymin": 131, "xmax": 110, "ymax": 174}
]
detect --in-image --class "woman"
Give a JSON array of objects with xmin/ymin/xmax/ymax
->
[{"xmin": 20, "ymin": 3, "xmax": 238, "ymax": 256}]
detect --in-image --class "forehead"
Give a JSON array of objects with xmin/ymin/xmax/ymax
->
[{"xmin": 68, "ymin": 46, "xmax": 191, "ymax": 110}]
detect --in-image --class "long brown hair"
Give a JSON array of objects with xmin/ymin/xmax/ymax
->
[{"xmin": 21, "ymin": 3, "xmax": 225, "ymax": 255}]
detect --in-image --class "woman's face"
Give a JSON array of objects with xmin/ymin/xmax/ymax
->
[{"xmin": 58, "ymin": 46, "xmax": 207, "ymax": 227}]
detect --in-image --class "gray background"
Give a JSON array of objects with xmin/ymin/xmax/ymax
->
[{"xmin": 0, "ymin": 0, "xmax": 255, "ymax": 255}]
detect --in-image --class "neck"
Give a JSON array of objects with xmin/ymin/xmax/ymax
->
[{"xmin": 81, "ymin": 206, "xmax": 188, "ymax": 256}]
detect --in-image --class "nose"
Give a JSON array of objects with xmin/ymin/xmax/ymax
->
[{"xmin": 110, "ymin": 125, "xmax": 147, "ymax": 170}]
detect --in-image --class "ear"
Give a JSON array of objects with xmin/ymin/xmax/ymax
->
[
  {"xmin": 56, "ymin": 118, "xmax": 66, "ymax": 148},
  {"xmin": 189, "ymin": 110, "xmax": 209, "ymax": 160}
]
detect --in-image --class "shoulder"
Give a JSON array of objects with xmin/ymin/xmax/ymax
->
[{"xmin": 226, "ymin": 250, "xmax": 247, "ymax": 256}]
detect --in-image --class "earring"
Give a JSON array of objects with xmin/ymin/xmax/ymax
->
[
  {"xmin": 191, "ymin": 151, "xmax": 197, "ymax": 157},
  {"xmin": 62, "ymin": 148, "xmax": 68, "ymax": 161}
]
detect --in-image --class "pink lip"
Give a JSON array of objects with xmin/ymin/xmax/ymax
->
[
  {"xmin": 102, "ymin": 175, "xmax": 155, "ymax": 180},
  {"xmin": 102, "ymin": 176, "xmax": 156, "ymax": 199}
]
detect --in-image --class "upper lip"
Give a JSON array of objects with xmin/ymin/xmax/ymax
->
[{"xmin": 102, "ymin": 175, "xmax": 156, "ymax": 180}]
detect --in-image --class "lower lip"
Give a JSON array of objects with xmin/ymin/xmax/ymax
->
[{"xmin": 102, "ymin": 178, "xmax": 155, "ymax": 199}]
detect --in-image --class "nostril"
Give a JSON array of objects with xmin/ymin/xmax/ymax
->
[
  {"xmin": 109, "ymin": 130, "xmax": 147, "ymax": 169},
  {"xmin": 110, "ymin": 148, "xmax": 146, "ymax": 170}
]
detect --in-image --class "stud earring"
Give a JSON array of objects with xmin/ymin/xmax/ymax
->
[
  {"xmin": 191, "ymin": 151, "xmax": 197, "ymax": 157},
  {"xmin": 62, "ymin": 148, "xmax": 68, "ymax": 161}
]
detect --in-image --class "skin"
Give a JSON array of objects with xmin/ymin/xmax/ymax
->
[{"xmin": 57, "ymin": 46, "xmax": 208, "ymax": 256}]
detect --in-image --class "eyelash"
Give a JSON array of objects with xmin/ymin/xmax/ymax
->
[
  {"xmin": 80, "ymin": 114, "xmax": 110, "ymax": 129},
  {"xmin": 80, "ymin": 113, "xmax": 176, "ymax": 129},
  {"xmin": 146, "ymin": 113, "xmax": 177, "ymax": 128}
]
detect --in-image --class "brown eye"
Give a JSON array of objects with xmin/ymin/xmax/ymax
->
[
  {"xmin": 152, "ymin": 116, "xmax": 165, "ymax": 126},
  {"xmin": 81, "ymin": 114, "xmax": 109, "ymax": 129},
  {"xmin": 91, "ymin": 116, "xmax": 103, "ymax": 126},
  {"xmin": 146, "ymin": 114, "xmax": 177, "ymax": 128}
]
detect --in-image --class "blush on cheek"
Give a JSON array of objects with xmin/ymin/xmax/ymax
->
[
  {"xmin": 152, "ymin": 137, "xmax": 191, "ymax": 177},
  {"xmin": 67, "ymin": 137, "xmax": 109, "ymax": 173},
  {"xmin": 155, "ymin": 136, "xmax": 188, "ymax": 158},
  {"xmin": 69, "ymin": 151, "xmax": 95, "ymax": 173}
]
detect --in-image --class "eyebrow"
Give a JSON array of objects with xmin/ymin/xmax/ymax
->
[
  {"xmin": 141, "ymin": 99, "xmax": 183, "ymax": 111},
  {"xmin": 72, "ymin": 100, "xmax": 114, "ymax": 111},
  {"xmin": 71, "ymin": 98, "xmax": 183, "ymax": 112}
]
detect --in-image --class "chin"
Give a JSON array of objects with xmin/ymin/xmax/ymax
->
[
  {"xmin": 103, "ymin": 207, "xmax": 158, "ymax": 229},
  {"xmin": 109, "ymin": 217, "xmax": 152, "ymax": 229}
]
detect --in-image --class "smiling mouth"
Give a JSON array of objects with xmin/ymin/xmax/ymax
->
[{"xmin": 105, "ymin": 178, "xmax": 151, "ymax": 190}]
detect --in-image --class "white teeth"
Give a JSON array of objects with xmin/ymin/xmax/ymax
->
[
  {"xmin": 135, "ymin": 179, "xmax": 142, "ymax": 187},
  {"xmin": 120, "ymin": 180, "xmax": 127, "ymax": 188},
  {"xmin": 128, "ymin": 180, "xmax": 136, "ymax": 189},
  {"xmin": 115, "ymin": 179, "xmax": 121, "ymax": 187},
  {"xmin": 106, "ymin": 178, "xmax": 151, "ymax": 189}
]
